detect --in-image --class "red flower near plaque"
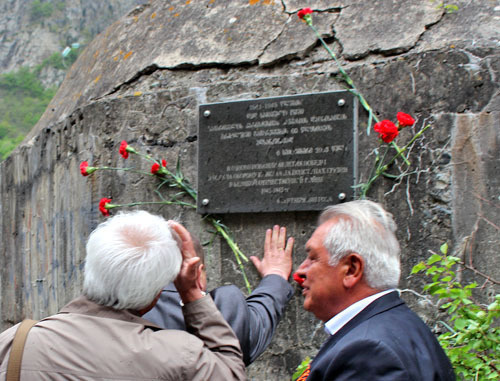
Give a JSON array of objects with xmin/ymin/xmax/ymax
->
[
  {"xmin": 374, "ymin": 120, "xmax": 399, "ymax": 143},
  {"xmin": 80, "ymin": 161, "xmax": 97, "ymax": 176},
  {"xmin": 151, "ymin": 159, "xmax": 168, "ymax": 175},
  {"xmin": 298, "ymin": 7, "xmax": 313, "ymax": 20},
  {"xmin": 119, "ymin": 140, "xmax": 138, "ymax": 159},
  {"xmin": 396, "ymin": 112, "xmax": 415, "ymax": 127},
  {"xmin": 99, "ymin": 197, "xmax": 112, "ymax": 216},
  {"xmin": 119, "ymin": 141, "xmax": 129, "ymax": 159},
  {"xmin": 151, "ymin": 162, "xmax": 160, "ymax": 174}
]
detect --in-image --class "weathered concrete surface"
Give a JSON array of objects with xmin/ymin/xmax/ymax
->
[
  {"xmin": 334, "ymin": 0, "xmax": 443, "ymax": 59},
  {"xmin": 451, "ymin": 112, "xmax": 500, "ymax": 299},
  {"xmin": 1, "ymin": 0, "xmax": 499, "ymax": 379}
]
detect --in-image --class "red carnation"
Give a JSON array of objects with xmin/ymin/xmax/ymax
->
[
  {"xmin": 119, "ymin": 140, "xmax": 129, "ymax": 159},
  {"xmin": 80, "ymin": 161, "xmax": 97, "ymax": 176},
  {"xmin": 151, "ymin": 162, "xmax": 160, "ymax": 174},
  {"xmin": 99, "ymin": 198, "xmax": 112, "ymax": 217},
  {"xmin": 161, "ymin": 159, "xmax": 167, "ymax": 167},
  {"xmin": 396, "ymin": 112, "xmax": 415, "ymax": 127},
  {"xmin": 119, "ymin": 140, "xmax": 138, "ymax": 158},
  {"xmin": 293, "ymin": 272, "xmax": 305, "ymax": 286},
  {"xmin": 374, "ymin": 120, "xmax": 399, "ymax": 143},
  {"xmin": 298, "ymin": 7, "xmax": 313, "ymax": 20}
]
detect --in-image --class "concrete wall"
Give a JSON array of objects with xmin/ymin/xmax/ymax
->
[{"xmin": 1, "ymin": 1, "xmax": 498, "ymax": 379}]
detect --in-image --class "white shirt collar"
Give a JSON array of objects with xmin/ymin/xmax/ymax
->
[{"xmin": 324, "ymin": 289, "xmax": 395, "ymax": 336}]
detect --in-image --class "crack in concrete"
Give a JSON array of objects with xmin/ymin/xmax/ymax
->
[
  {"xmin": 93, "ymin": 2, "xmax": 351, "ymax": 104},
  {"xmin": 98, "ymin": 63, "xmax": 160, "ymax": 100},
  {"xmin": 281, "ymin": 0, "xmax": 345, "ymax": 15},
  {"xmin": 256, "ymin": 1, "xmax": 344, "ymax": 65},
  {"xmin": 412, "ymin": 7, "xmax": 446, "ymax": 52}
]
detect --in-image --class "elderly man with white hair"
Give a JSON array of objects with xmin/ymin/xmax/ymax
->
[
  {"xmin": 0, "ymin": 211, "xmax": 245, "ymax": 380},
  {"xmin": 293, "ymin": 200, "xmax": 455, "ymax": 381}
]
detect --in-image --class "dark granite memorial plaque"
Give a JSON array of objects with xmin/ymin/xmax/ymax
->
[{"xmin": 197, "ymin": 91, "xmax": 358, "ymax": 213}]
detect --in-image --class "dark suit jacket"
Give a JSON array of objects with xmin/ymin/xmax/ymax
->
[
  {"xmin": 144, "ymin": 274, "xmax": 294, "ymax": 365},
  {"xmin": 308, "ymin": 291, "xmax": 455, "ymax": 381}
]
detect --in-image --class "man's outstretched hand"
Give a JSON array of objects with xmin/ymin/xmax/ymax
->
[{"xmin": 250, "ymin": 225, "xmax": 294, "ymax": 280}]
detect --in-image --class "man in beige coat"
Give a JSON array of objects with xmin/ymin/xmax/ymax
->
[{"xmin": 0, "ymin": 211, "xmax": 246, "ymax": 380}]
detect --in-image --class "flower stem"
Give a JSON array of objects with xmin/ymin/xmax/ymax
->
[
  {"xmin": 359, "ymin": 124, "xmax": 430, "ymax": 197},
  {"xmin": 209, "ymin": 217, "xmax": 252, "ymax": 294},
  {"xmin": 133, "ymin": 151, "xmax": 156, "ymax": 163},
  {"xmin": 307, "ymin": 21, "xmax": 410, "ymax": 166},
  {"xmin": 113, "ymin": 200, "xmax": 196, "ymax": 208},
  {"xmin": 97, "ymin": 166, "xmax": 154, "ymax": 176}
]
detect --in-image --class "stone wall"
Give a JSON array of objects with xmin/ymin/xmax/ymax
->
[{"xmin": 1, "ymin": 1, "xmax": 498, "ymax": 379}]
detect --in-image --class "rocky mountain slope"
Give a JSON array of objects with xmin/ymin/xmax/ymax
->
[{"xmin": 0, "ymin": 0, "xmax": 144, "ymax": 87}]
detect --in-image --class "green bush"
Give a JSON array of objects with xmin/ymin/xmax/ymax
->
[
  {"xmin": 55, "ymin": 1, "xmax": 66, "ymax": 12},
  {"xmin": 0, "ymin": 41, "xmax": 83, "ymax": 161},
  {"xmin": 412, "ymin": 243, "xmax": 499, "ymax": 380},
  {"xmin": 30, "ymin": 0, "xmax": 54, "ymax": 21},
  {"xmin": 34, "ymin": 46, "xmax": 81, "ymax": 74},
  {"xmin": 0, "ymin": 67, "xmax": 56, "ymax": 160}
]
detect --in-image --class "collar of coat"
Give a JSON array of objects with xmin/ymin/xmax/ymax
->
[{"xmin": 58, "ymin": 295, "xmax": 163, "ymax": 331}]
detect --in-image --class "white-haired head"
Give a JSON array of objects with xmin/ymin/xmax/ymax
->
[
  {"xmin": 319, "ymin": 200, "xmax": 401, "ymax": 289},
  {"xmin": 83, "ymin": 210, "xmax": 182, "ymax": 310}
]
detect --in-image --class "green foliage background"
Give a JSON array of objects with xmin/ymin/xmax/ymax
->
[
  {"xmin": 0, "ymin": 68, "xmax": 56, "ymax": 160},
  {"xmin": 0, "ymin": 48, "xmax": 80, "ymax": 161},
  {"xmin": 412, "ymin": 244, "xmax": 499, "ymax": 380}
]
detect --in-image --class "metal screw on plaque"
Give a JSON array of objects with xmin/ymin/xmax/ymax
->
[
  {"xmin": 338, "ymin": 99, "xmax": 345, "ymax": 107},
  {"xmin": 202, "ymin": 198, "xmax": 209, "ymax": 206},
  {"xmin": 338, "ymin": 193, "xmax": 346, "ymax": 201},
  {"xmin": 203, "ymin": 110, "xmax": 211, "ymax": 118}
]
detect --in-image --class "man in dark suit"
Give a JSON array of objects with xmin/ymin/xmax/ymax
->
[
  {"xmin": 294, "ymin": 200, "xmax": 455, "ymax": 380},
  {"xmin": 144, "ymin": 224, "xmax": 294, "ymax": 366}
]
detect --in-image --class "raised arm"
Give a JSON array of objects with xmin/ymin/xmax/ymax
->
[
  {"xmin": 225, "ymin": 225, "xmax": 295, "ymax": 364},
  {"xmin": 169, "ymin": 221, "xmax": 246, "ymax": 380}
]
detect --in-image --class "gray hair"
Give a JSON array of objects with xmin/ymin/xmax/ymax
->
[
  {"xmin": 319, "ymin": 200, "xmax": 401, "ymax": 289},
  {"xmin": 83, "ymin": 210, "xmax": 182, "ymax": 310}
]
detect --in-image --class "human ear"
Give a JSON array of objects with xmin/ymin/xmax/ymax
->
[
  {"xmin": 342, "ymin": 253, "xmax": 364, "ymax": 288},
  {"xmin": 196, "ymin": 264, "xmax": 207, "ymax": 291}
]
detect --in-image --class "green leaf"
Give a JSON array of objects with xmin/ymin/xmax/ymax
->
[
  {"xmin": 411, "ymin": 262, "xmax": 426, "ymax": 274},
  {"xmin": 454, "ymin": 318, "xmax": 467, "ymax": 330},
  {"xmin": 292, "ymin": 357, "xmax": 311, "ymax": 381},
  {"xmin": 423, "ymin": 281, "xmax": 439, "ymax": 291},
  {"xmin": 427, "ymin": 254, "xmax": 442, "ymax": 265},
  {"xmin": 487, "ymin": 301, "xmax": 498, "ymax": 311},
  {"xmin": 464, "ymin": 282, "xmax": 477, "ymax": 289},
  {"xmin": 444, "ymin": 4, "xmax": 459, "ymax": 13},
  {"xmin": 440, "ymin": 242, "xmax": 449, "ymax": 255}
]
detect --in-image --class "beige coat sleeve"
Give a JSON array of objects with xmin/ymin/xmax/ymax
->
[{"xmin": 182, "ymin": 295, "xmax": 246, "ymax": 381}]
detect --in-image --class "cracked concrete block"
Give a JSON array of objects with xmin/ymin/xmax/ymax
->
[
  {"xmin": 452, "ymin": 111, "xmax": 500, "ymax": 240},
  {"xmin": 335, "ymin": 0, "xmax": 443, "ymax": 59},
  {"xmin": 284, "ymin": 1, "xmax": 346, "ymax": 12},
  {"xmin": 451, "ymin": 111, "xmax": 499, "ymax": 299},
  {"xmin": 259, "ymin": 11, "xmax": 337, "ymax": 65},
  {"xmin": 419, "ymin": 0, "xmax": 500, "ymax": 51}
]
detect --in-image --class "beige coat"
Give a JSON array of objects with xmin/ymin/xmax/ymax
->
[{"xmin": 0, "ymin": 295, "xmax": 246, "ymax": 380}]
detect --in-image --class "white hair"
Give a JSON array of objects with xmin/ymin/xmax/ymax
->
[
  {"xmin": 83, "ymin": 210, "xmax": 182, "ymax": 310},
  {"xmin": 319, "ymin": 200, "xmax": 401, "ymax": 289}
]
